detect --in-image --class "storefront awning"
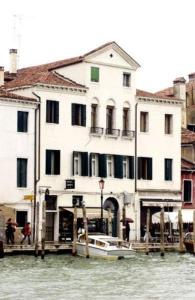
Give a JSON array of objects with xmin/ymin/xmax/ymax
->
[
  {"xmin": 152, "ymin": 209, "xmax": 195, "ymax": 223},
  {"xmin": 61, "ymin": 207, "xmax": 111, "ymax": 219},
  {"xmin": 142, "ymin": 200, "xmax": 182, "ymax": 207}
]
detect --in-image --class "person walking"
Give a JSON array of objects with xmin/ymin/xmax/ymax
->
[
  {"xmin": 21, "ymin": 222, "xmax": 31, "ymax": 245},
  {"xmin": 5, "ymin": 218, "xmax": 16, "ymax": 244}
]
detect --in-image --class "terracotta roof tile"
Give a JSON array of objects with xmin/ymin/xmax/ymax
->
[
  {"xmin": 155, "ymin": 80, "xmax": 195, "ymax": 98},
  {"xmin": 0, "ymin": 88, "xmax": 36, "ymax": 102},
  {"xmin": 181, "ymin": 158, "xmax": 195, "ymax": 170},
  {"xmin": 136, "ymin": 89, "xmax": 179, "ymax": 100},
  {"xmin": 181, "ymin": 127, "xmax": 195, "ymax": 144}
]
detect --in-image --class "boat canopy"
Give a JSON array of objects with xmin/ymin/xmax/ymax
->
[{"xmin": 152, "ymin": 209, "xmax": 195, "ymax": 224}]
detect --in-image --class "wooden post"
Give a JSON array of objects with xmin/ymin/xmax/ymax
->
[
  {"xmin": 34, "ymin": 202, "xmax": 39, "ymax": 257},
  {"xmin": 122, "ymin": 206, "xmax": 126, "ymax": 240},
  {"xmin": 108, "ymin": 208, "xmax": 112, "ymax": 236},
  {"xmin": 82, "ymin": 205, "xmax": 89, "ymax": 258},
  {"xmin": 193, "ymin": 210, "xmax": 195, "ymax": 254},
  {"xmin": 41, "ymin": 199, "xmax": 46, "ymax": 259},
  {"xmin": 178, "ymin": 209, "xmax": 185, "ymax": 253},
  {"xmin": 160, "ymin": 207, "xmax": 165, "ymax": 257},
  {"xmin": 72, "ymin": 206, "xmax": 77, "ymax": 256},
  {"xmin": 145, "ymin": 208, "xmax": 150, "ymax": 255}
]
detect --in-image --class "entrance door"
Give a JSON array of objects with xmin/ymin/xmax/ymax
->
[
  {"xmin": 104, "ymin": 197, "xmax": 119, "ymax": 237},
  {"xmin": 46, "ymin": 212, "xmax": 55, "ymax": 241}
]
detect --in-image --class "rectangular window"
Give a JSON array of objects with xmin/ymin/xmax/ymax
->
[
  {"xmin": 123, "ymin": 73, "xmax": 131, "ymax": 87},
  {"xmin": 165, "ymin": 114, "xmax": 173, "ymax": 134},
  {"xmin": 107, "ymin": 155, "xmax": 114, "ymax": 177},
  {"xmin": 17, "ymin": 158, "xmax": 28, "ymax": 187},
  {"xmin": 91, "ymin": 153, "xmax": 99, "ymax": 177},
  {"xmin": 46, "ymin": 150, "xmax": 60, "ymax": 175},
  {"xmin": 123, "ymin": 108, "xmax": 129, "ymax": 131},
  {"xmin": 138, "ymin": 157, "xmax": 152, "ymax": 180},
  {"xmin": 183, "ymin": 180, "xmax": 192, "ymax": 203},
  {"xmin": 73, "ymin": 151, "xmax": 88, "ymax": 176},
  {"xmin": 91, "ymin": 104, "xmax": 97, "ymax": 128},
  {"xmin": 123, "ymin": 157, "xmax": 128, "ymax": 178},
  {"xmin": 91, "ymin": 67, "xmax": 99, "ymax": 82},
  {"xmin": 16, "ymin": 211, "xmax": 27, "ymax": 227},
  {"xmin": 46, "ymin": 100, "xmax": 59, "ymax": 123},
  {"xmin": 106, "ymin": 106, "xmax": 114, "ymax": 133},
  {"xmin": 72, "ymin": 103, "xmax": 86, "ymax": 126},
  {"xmin": 17, "ymin": 111, "xmax": 28, "ymax": 132},
  {"xmin": 164, "ymin": 158, "xmax": 172, "ymax": 181},
  {"xmin": 140, "ymin": 112, "xmax": 149, "ymax": 132}
]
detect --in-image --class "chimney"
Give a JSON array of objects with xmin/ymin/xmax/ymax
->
[
  {"xmin": 9, "ymin": 49, "xmax": 17, "ymax": 74},
  {"xmin": 188, "ymin": 73, "xmax": 195, "ymax": 82},
  {"xmin": 0, "ymin": 66, "xmax": 4, "ymax": 86},
  {"xmin": 173, "ymin": 77, "xmax": 186, "ymax": 100}
]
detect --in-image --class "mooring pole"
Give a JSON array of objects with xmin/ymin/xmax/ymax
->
[
  {"xmin": 193, "ymin": 210, "xmax": 195, "ymax": 254},
  {"xmin": 160, "ymin": 207, "xmax": 165, "ymax": 257},
  {"xmin": 145, "ymin": 208, "xmax": 150, "ymax": 255},
  {"xmin": 72, "ymin": 206, "xmax": 78, "ymax": 256},
  {"xmin": 178, "ymin": 210, "xmax": 185, "ymax": 253},
  {"xmin": 41, "ymin": 199, "xmax": 46, "ymax": 259},
  {"xmin": 108, "ymin": 208, "xmax": 112, "ymax": 236},
  {"xmin": 34, "ymin": 202, "xmax": 39, "ymax": 257},
  {"xmin": 82, "ymin": 205, "xmax": 89, "ymax": 258},
  {"xmin": 122, "ymin": 206, "xmax": 126, "ymax": 240}
]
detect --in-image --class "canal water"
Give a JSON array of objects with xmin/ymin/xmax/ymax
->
[{"xmin": 0, "ymin": 253, "xmax": 194, "ymax": 300}]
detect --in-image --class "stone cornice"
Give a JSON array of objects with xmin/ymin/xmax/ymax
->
[{"xmin": 137, "ymin": 96, "xmax": 183, "ymax": 105}]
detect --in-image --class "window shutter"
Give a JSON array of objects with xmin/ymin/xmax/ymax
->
[
  {"xmin": 81, "ymin": 152, "xmax": 88, "ymax": 176},
  {"xmin": 54, "ymin": 150, "xmax": 60, "ymax": 175},
  {"xmin": 148, "ymin": 158, "xmax": 153, "ymax": 180},
  {"xmin": 128, "ymin": 156, "xmax": 134, "ymax": 179},
  {"xmin": 46, "ymin": 150, "xmax": 52, "ymax": 175},
  {"xmin": 81, "ymin": 105, "xmax": 86, "ymax": 127},
  {"xmin": 99, "ymin": 154, "xmax": 107, "ymax": 178},
  {"xmin": 114, "ymin": 155, "xmax": 123, "ymax": 179},
  {"xmin": 72, "ymin": 104, "xmax": 76, "ymax": 125},
  {"xmin": 89, "ymin": 153, "xmax": 92, "ymax": 177},
  {"xmin": 138, "ymin": 157, "xmax": 142, "ymax": 179},
  {"xmin": 46, "ymin": 101, "xmax": 50, "ymax": 123},
  {"xmin": 24, "ymin": 112, "xmax": 28, "ymax": 132},
  {"xmin": 55, "ymin": 102, "xmax": 59, "ymax": 124}
]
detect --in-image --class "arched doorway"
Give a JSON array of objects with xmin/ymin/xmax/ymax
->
[{"xmin": 103, "ymin": 197, "xmax": 119, "ymax": 237}]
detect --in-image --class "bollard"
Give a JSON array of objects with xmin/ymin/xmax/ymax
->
[{"xmin": 0, "ymin": 241, "xmax": 4, "ymax": 258}]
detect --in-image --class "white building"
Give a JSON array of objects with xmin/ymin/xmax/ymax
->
[{"xmin": 3, "ymin": 42, "xmax": 183, "ymax": 242}]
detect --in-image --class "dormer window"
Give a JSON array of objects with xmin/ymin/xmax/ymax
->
[
  {"xmin": 123, "ymin": 73, "xmax": 131, "ymax": 87},
  {"xmin": 91, "ymin": 67, "xmax": 99, "ymax": 82}
]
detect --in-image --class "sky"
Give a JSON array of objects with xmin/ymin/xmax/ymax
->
[{"xmin": 1, "ymin": 0, "xmax": 195, "ymax": 92}]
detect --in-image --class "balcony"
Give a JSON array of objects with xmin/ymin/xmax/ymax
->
[
  {"xmin": 90, "ymin": 127, "xmax": 104, "ymax": 136},
  {"xmin": 122, "ymin": 130, "xmax": 135, "ymax": 140},
  {"xmin": 105, "ymin": 128, "xmax": 120, "ymax": 138}
]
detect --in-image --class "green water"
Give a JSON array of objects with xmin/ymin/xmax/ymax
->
[{"xmin": 0, "ymin": 253, "xmax": 194, "ymax": 300}]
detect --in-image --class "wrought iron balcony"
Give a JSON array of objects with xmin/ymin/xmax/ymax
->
[
  {"xmin": 105, "ymin": 128, "xmax": 120, "ymax": 137},
  {"xmin": 90, "ymin": 127, "xmax": 104, "ymax": 135},
  {"xmin": 122, "ymin": 130, "xmax": 135, "ymax": 139}
]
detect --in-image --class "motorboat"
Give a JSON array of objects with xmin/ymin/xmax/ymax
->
[
  {"xmin": 183, "ymin": 232, "xmax": 194, "ymax": 254},
  {"xmin": 76, "ymin": 234, "xmax": 135, "ymax": 259}
]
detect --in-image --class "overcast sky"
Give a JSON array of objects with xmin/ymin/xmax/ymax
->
[{"xmin": 1, "ymin": 0, "xmax": 195, "ymax": 92}]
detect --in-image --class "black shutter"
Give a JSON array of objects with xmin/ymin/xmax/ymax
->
[
  {"xmin": 99, "ymin": 154, "xmax": 107, "ymax": 178},
  {"xmin": 81, "ymin": 152, "xmax": 88, "ymax": 176},
  {"xmin": 114, "ymin": 155, "xmax": 123, "ymax": 179},
  {"xmin": 54, "ymin": 150, "xmax": 60, "ymax": 175},
  {"xmin": 46, "ymin": 101, "xmax": 50, "ymax": 122},
  {"xmin": 55, "ymin": 102, "xmax": 59, "ymax": 124},
  {"xmin": 89, "ymin": 153, "xmax": 92, "ymax": 177},
  {"xmin": 46, "ymin": 150, "xmax": 51, "ymax": 174},
  {"xmin": 72, "ymin": 104, "xmax": 76, "ymax": 125},
  {"xmin": 138, "ymin": 157, "xmax": 142, "ymax": 179},
  {"xmin": 147, "ymin": 158, "xmax": 152, "ymax": 180},
  {"xmin": 81, "ymin": 105, "xmax": 86, "ymax": 127},
  {"xmin": 72, "ymin": 151, "xmax": 77, "ymax": 175},
  {"xmin": 128, "ymin": 156, "xmax": 134, "ymax": 179}
]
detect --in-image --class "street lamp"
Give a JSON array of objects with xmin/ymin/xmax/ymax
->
[{"xmin": 99, "ymin": 178, "xmax": 105, "ymax": 232}]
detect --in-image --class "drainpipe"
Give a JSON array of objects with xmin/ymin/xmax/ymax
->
[
  {"xmin": 135, "ymin": 102, "xmax": 138, "ymax": 192},
  {"xmin": 32, "ymin": 92, "xmax": 41, "ymax": 242}
]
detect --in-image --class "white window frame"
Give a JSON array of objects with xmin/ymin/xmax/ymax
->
[
  {"xmin": 123, "ymin": 156, "xmax": 129, "ymax": 178},
  {"xmin": 74, "ymin": 153, "xmax": 81, "ymax": 176},
  {"xmin": 107, "ymin": 155, "xmax": 114, "ymax": 177},
  {"xmin": 91, "ymin": 154, "xmax": 99, "ymax": 177}
]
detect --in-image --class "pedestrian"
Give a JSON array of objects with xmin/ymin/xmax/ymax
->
[
  {"xmin": 125, "ymin": 221, "xmax": 130, "ymax": 242},
  {"xmin": 21, "ymin": 222, "xmax": 31, "ymax": 245},
  {"xmin": 5, "ymin": 218, "xmax": 17, "ymax": 244}
]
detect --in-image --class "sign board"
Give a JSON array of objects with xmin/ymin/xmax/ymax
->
[
  {"xmin": 65, "ymin": 179, "xmax": 75, "ymax": 189},
  {"xmin": 24, "ymin": 195, "xmax": 34, "ymax": 201},
  {"xmin": 72, "ymin": 195, "xmax": 83, "ymax": 207}
]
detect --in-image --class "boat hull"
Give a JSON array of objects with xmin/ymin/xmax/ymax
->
[{"xmin": 184, "ymin": 241, "xmax": 194, "ymax": 254}]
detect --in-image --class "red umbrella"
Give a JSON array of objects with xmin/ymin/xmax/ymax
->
[{"xmin": 120, "ymin": 218, "xmax": 134, "ymax": 223}]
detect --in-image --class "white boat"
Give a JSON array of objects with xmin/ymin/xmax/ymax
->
[{"xmin": 76, "ymin": 234, "xmax": 135, "ymax": 259}]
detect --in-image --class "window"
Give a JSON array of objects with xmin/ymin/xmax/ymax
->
[
  {"xmin": 73, "ymin": 151, "xmax": 88, "ymax": 176},
  {"xmin": 165, "ymin": 114, "xmax": 173, "ymax": 134},
  {"xmin": 183, "ymin": 180, "xmax": 192, "ymax": 203},
  {"xmin": 107, "ymin": 155, "xmax": 114, "ymax": 177},
  {"xmin": 106, "ymin": 106, "xmax": 114, "ymax": 133},
  {"xmin": 138, "ymin": 157, "xmax": 152, "ymax": 180},
  {"xmin": 46, "ymin": 150, "xmax": 60, "ymax": 175},
  {"xmin": 98, "ymin": 154, "xmax": 107, "ymax": 178},
  {"xmin": 90, "ymin": 153, "xmax": 99, "ymax": 177},
  {"xmin": 17, "ymin": 158, "xmax": 27, "ymax": 187},
  {"xmin": 123, "ymin": 157, "xmax": 128, "ymax": 178},
  {"xmin": 16, "ymin": 211, "xmax": 27, "ymax": 227},
  {"xmin": 140, "ymin": 112, "xmax": 149, "ymax": 132},
  {"xmin": 72, "ymin": 104, "xmax": 86, "ymax": 126},
  {"xmin": 46, "ymin": 100, "xmax": 59, "ymax": 123},
  {"xmin": 123, "ymin": 107, "xmax": 130, "ymax": 132},
  {"xmin": 17, "ymin": 111, "xmax": 28, "ymax": 132},
  {"xmin": 123, "ymin": 73, "xmax": 131, "ymax": 87},
  {"xmin": 91, "ymin": 67, "xmax": 99, "ymax": 82},
  {"xmin": 91, "ymin": 104, "xmax": 97, "ymax": 128},
  {"xmin": 164, "ymin": 158, "xmax": 172, "ymax": 181}
]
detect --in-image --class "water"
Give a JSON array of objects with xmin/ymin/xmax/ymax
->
[{"xmin": 0, "ymin": 253, "xmax": 195, "ymax": 300}]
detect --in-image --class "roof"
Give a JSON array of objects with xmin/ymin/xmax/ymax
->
[
  {"xmin": 136, "ymin": 89, "xmax": 179, "ymax": 101},
  {"xmin": 181, "ymin": 158, "xmax": 195, "ymax": 170},
  {"xmin": 0, "ymin": 88, "xmax": 36, "ymax": 102},
  {"xmin": 155, "ymin": 80, "xmax": 195, "ymax": 98},
  {"xmin": 181, "ymin": 127, "xmax": 195, "ymax": 144}
]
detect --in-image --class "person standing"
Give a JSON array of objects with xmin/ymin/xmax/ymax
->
[
  {"xmin": 125, "ymin": 221, "xmax": 130, "ymax": 242},
  {"xmin": 5, "ymin": 218, "xmax": 16, "ymax": 244},
  {"xmin": 21, "ymin": 222, "xmax": 31, "ymax": 245}
]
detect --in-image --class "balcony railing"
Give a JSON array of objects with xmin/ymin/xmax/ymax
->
[
  {"xmin": 122, "ymin": 130, "xmax": 135, "ymax": 139},
  {"xmin": 90, "ymin": 127, "xmax": 104, "ymax": 135},
  {"xmin": 105, "ymin": 128, "xmax": 120, "ymax": 137}
]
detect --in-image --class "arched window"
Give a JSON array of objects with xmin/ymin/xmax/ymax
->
[
  {"xmin": 90, "ymin": 98, "xmax": 103, "ymax": 135},
  {"xmin": 106, "ymin": 99, "xmax": 118, "ymax": 135},
  {"xmin": 122, "ymin": 102, "xmax": 131, "ymax": 137}
]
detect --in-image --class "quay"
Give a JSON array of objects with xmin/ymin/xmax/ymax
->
[{"xmin": 1, "ymin": 241, "xmax": 180, "ymax": 256}]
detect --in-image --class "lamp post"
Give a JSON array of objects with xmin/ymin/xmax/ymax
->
[{"xmin": 99, "ymin": 178, "xmax": 105, "ymax": 232}]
